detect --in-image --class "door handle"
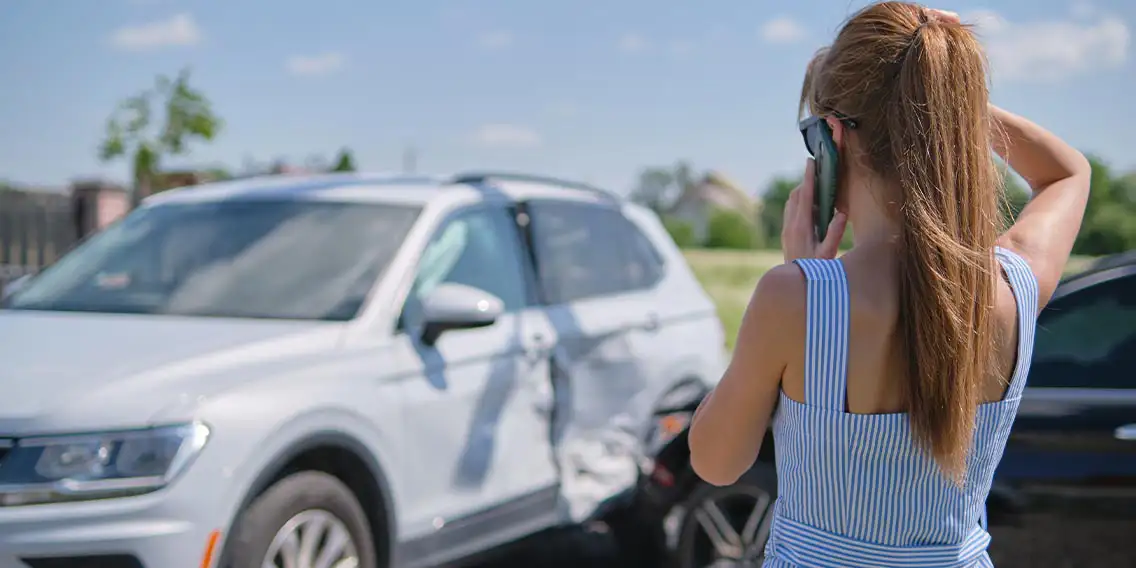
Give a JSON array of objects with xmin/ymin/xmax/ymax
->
[
  {"xmin": 639, "ymin": 312, "xmax": 660, "ymax": 332},
  {"xmin": 524, "ymin": 333, "xmax": 550, "ymax": 359},
  {"xmin": 1116, "ymin": 424, "xmax": 1136, "ymax": 441}
]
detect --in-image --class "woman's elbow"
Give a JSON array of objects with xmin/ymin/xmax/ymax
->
[
  {"xmin": 692, "ymin": 462, "xmax": 741, "ymax": 487},
  {"xmin": 689, "ymin": 437, "xmax": 744, "ymax": 487}
]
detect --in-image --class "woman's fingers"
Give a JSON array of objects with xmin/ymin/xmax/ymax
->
[
  {"xmin": 783, "ymin": 186, "xmax": 800, "ymax": 232},
  {"xmin": 817, "ymin": 211, "xmax": 848, "ymax": 259},
  {"xmin": 783, "ymin": 159, "xmax": 829, "ymax": 263},
  {"xmin": 797, "ymin": 159, "xmax": 816, "ymax": 230}
]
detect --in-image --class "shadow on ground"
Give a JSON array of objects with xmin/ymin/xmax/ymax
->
[
  {"xmin": 465, "ymin": 523, "xmax": 632, "ymax": 568},
  {"xmin": 467, "ymin": 514, "xmax": 1136, "ymax": 568},
  {"xmin": 989, "ymin": 514, "xmax": 1136, "ymax": 568}
]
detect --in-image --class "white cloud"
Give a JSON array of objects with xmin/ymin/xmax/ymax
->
[
  {"xmin": 760, "ymin": 16, "xmax": 806, "ymax": 44},
  {"xmin": 968, "ymin": 9, "xmax": 1129, "ymax": 83},
  {"xmin": 109, "ymin": 13, "xmax": 201, "ymax": 50},
  {"xmin": 286, "ymin": 52, "xmax": 346, "ymax": 77},
  {"xmin": 473, "ymin": 124, "xmax": 542, "ymax": 149},
  {"xmin": 477, "ymin": 30, "xmax": 514, "ymax": 50},
  {"xmin": 618, "ymin": 33, "xmax": 649, "ymax": 53}
]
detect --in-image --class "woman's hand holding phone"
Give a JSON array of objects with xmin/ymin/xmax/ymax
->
[{"xmin": 782, "ymin": 158, "xmax": 848, "ymax": 263}]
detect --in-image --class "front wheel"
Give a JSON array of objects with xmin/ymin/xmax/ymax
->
[
  {"xmin": 225, "ymin": 471, "xmax": 377, "ymax": 568},
  {"xmin": 672, "ymin": 464, "xmax": 776, "ymax": 568}
]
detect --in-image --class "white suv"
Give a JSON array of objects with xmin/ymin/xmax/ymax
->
[{"xmin": 0, "ymin": 172, "xmax": 727, "ymax": 568}]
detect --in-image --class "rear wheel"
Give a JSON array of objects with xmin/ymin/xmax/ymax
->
[{"xmin": 672, "ymin": 464, "xmax": 776, "ymax": 568}]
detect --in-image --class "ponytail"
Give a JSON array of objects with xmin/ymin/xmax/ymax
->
[
  {"xmin": 803, "ymin": 3, "xmax": 1003, "ymax": 481},
  {"xmin": 889, "ymin": 19, "xmax": 1001, "ymax": 482}
]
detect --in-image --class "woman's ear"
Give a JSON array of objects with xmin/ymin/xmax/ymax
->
[{"xmin": 825, "ymin": 115, "xmax": 845, "ymax": 151}]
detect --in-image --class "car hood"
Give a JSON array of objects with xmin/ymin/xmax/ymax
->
[{"xmin": 0, "ymin": 310, "xmax": 344, "ymax": 434}]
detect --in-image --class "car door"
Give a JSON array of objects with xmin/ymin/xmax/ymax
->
[
  {"xmin": 521, "ymin": 199, "xmax": 663, "ymax": 520},
  {"xmin": 995, "ymin": 268, "xmax": 1136, "ymax": 518},
  {"xmin": 393, "ymin": 204, "xmax": 560, "ymax": 544}
]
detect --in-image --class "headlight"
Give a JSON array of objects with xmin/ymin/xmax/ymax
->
[{"xmin": 0, "ymin": 422, "xmax": 209, "ymax": 506}]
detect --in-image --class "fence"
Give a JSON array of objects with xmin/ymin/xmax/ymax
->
[{"xmin": 0, "ymin": 189, "xmax": 78, "ymax": 288}]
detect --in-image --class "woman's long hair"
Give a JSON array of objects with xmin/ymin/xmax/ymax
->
[{"xmin": 801, "ymin": 2, "xmax": 1003, "ymax": 482}]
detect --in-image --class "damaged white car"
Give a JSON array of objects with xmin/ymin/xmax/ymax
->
[{"xmin": 0, "ymin": 171, "xmax": 729, "ymax": 568}]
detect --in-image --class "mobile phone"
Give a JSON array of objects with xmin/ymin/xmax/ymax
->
[{"xmin": 798, "ymin": 116, "xmax": 840, "ymax": 242}]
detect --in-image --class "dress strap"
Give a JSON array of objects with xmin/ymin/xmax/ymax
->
[
  {"xmin": 994, "ymin": 246, "xmax": 1039, "ymax": 399},
  {"xmin": 793, "ymin": 258, "xmax": 851, "ymax": 411}
]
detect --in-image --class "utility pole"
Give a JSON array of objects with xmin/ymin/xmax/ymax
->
[{"xmin": 402, "ymin": 146, "xmax": 418, "ymax": 174}]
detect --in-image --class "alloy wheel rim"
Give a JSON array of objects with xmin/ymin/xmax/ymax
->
[
  {"xmin": 263, "ymin": 509, "xmax": 359, "ymax": 568},
  {"xmin": 687, "ymin": 486, "xmax": 773, "ymax": 568}
]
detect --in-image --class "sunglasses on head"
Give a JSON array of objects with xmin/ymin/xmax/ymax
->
[{"xmin": 798, "ymin": 112, "xmax": 859, "ymax": 157}]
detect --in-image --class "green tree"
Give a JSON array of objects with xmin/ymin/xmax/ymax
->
[
  {"xmin": 705, "ymin": 209, "xmax": 758, "ymax": 249},
  {"xmin": 1077, "ymin": 205, "xmax": 1136, "ymax": 255},
  {"xmin": 1116, "ymin": 173, "xmax": 1136, "ymax": 206},
  {"xmin": 662, "ymin": 217, "xmax": 698, "ymax": 248},
  {"xmin": 1072, "ymin": 156, "xmax": 1133, "ymax": 256},
  {"xmin": 672, "ymin": 161, "xmax": 697, "ymax": 200},
  {"xmin": 999, "ymin": 168, "xmax": 1031, "ymax": 227},
  {"xmin": 630, "ymin": 161, "xmax": 699, "ymax": 214},
  {"xmin": 631, "ymin": 167, "xmax": 677, "ymax": 214},
  {"xmin": 99, "ymin": 68, "xmax": 222, "ymax": 206},
  {"xmin": 759, "ymin": 176, "xmax": 797, "ymax": 247},
  {"xmin": 331, "ymin": 148, "xmax": 357, "ymax": 172}
]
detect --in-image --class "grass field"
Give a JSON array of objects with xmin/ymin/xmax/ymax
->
[{"xmin": 683, "ymin": 248, "xmax": 1097, "ymax": 350}]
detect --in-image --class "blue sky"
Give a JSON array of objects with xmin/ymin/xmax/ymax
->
[{"xmin": 0, "ymin": 0, "xmax": 1132, "ymax": 195}]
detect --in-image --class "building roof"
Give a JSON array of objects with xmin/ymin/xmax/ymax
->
[{"xmin": 671, "ymin": 170, "xmax": 759, "ymax": 217}]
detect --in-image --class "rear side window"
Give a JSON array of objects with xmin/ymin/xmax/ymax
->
[
  {"xmin": 527, "ymin": 201, "xmax": 664, "ymax": 304},
  {"xmin": 1030, "ymin": 273, "xmax": 1136, "ymax": 389}
]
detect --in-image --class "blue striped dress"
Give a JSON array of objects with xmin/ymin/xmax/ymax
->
[{"xmin": 763, "ymin": 247, "xmax": 1038, "ymax": 568}]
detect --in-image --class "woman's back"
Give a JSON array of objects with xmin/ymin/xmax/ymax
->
[
  {"xmin": 763, "ymin": 248, "xmax": 1038, "ymax": 568},
  {"xmin": 779, "ymin": 243, "xmax": 1024, "ymax": 415}
]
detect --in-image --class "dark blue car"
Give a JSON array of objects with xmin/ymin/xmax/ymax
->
[{"xmin": 985, "ymin": 256, "xmax": 1136, "ymax": 566}]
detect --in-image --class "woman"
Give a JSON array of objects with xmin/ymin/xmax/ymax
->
[{"xmin": 687, "ymin": 3, "xmax": 1091, "ymax": 567}]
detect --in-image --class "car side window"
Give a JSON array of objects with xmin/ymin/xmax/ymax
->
[
  {"xmin": 613, "ymin": 215, "xmax": 665, "ymax": 290},
  {"xmin": 527, "ymin": 201, "xmax": 663, "ymax": 304},
  {"xmin": 1030, "ymin": 274, "xmax": 1136, "ymax": 389},
  {"xmin": 402, "ymin": 207, "xmax": 528, "ymax": 328}
]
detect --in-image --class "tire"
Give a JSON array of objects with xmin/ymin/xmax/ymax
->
[
  {"xmin": 672, "ymin": 463, "xmax": 777, "ymax": 568},
  {"xmin": 225, "ymin": 471, "xmax": 378, "ymax": 568}
]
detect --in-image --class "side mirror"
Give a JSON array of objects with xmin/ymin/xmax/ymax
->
[{"xmin": 420, "ymin": 283, "xmax": 504, "ymax": 346}]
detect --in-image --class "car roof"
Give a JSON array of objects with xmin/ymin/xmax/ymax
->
[
  {"xmin": 1086, "ymin": 249, "xmax": 1136, "ymax": 273},
  {"xmin": 1052, "ymin": 252, "xmax": 1136, "ymax": 301},
  {"xmin": 142, "ymin": 171, "xmax": 619, "ymax": 209}
]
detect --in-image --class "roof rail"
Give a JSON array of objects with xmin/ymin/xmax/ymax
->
[
  {"xmin": 1058, "ymin": 251, "xmax": 1136, "ymax": 286},
  {"xmin": 449, "ymin": 171, "xmax": 620, "ymax": 203}
]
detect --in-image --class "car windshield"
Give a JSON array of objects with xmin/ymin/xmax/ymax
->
[{"xmin": 4, "ymin": 199, "xmax": 420, "ymax": 320}]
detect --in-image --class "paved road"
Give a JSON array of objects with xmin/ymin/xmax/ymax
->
[
  {"xmin": 470, "ymin": 514, "xmax": 1136, "ymax": 568},
  {"xmin": 987, "ymin": 515, "xmax": 1136, "ymax": 568},
  {"xmin": 466, "ymin": 523, "xmax": 632, "ymax": 568}
]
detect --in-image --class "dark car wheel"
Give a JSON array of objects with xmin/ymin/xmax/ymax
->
[
  {"xmin": 673, "ymin": 464, "xmax": 776, "ymax": 568},
  {"xmin": 225, "ymin": 471, "xmax": 378, "ymax": 568}
]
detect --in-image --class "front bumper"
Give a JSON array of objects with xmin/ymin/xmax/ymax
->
[{"xmin": 0, "ymin": 479, "xmax": 225, "ymax": 568}]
